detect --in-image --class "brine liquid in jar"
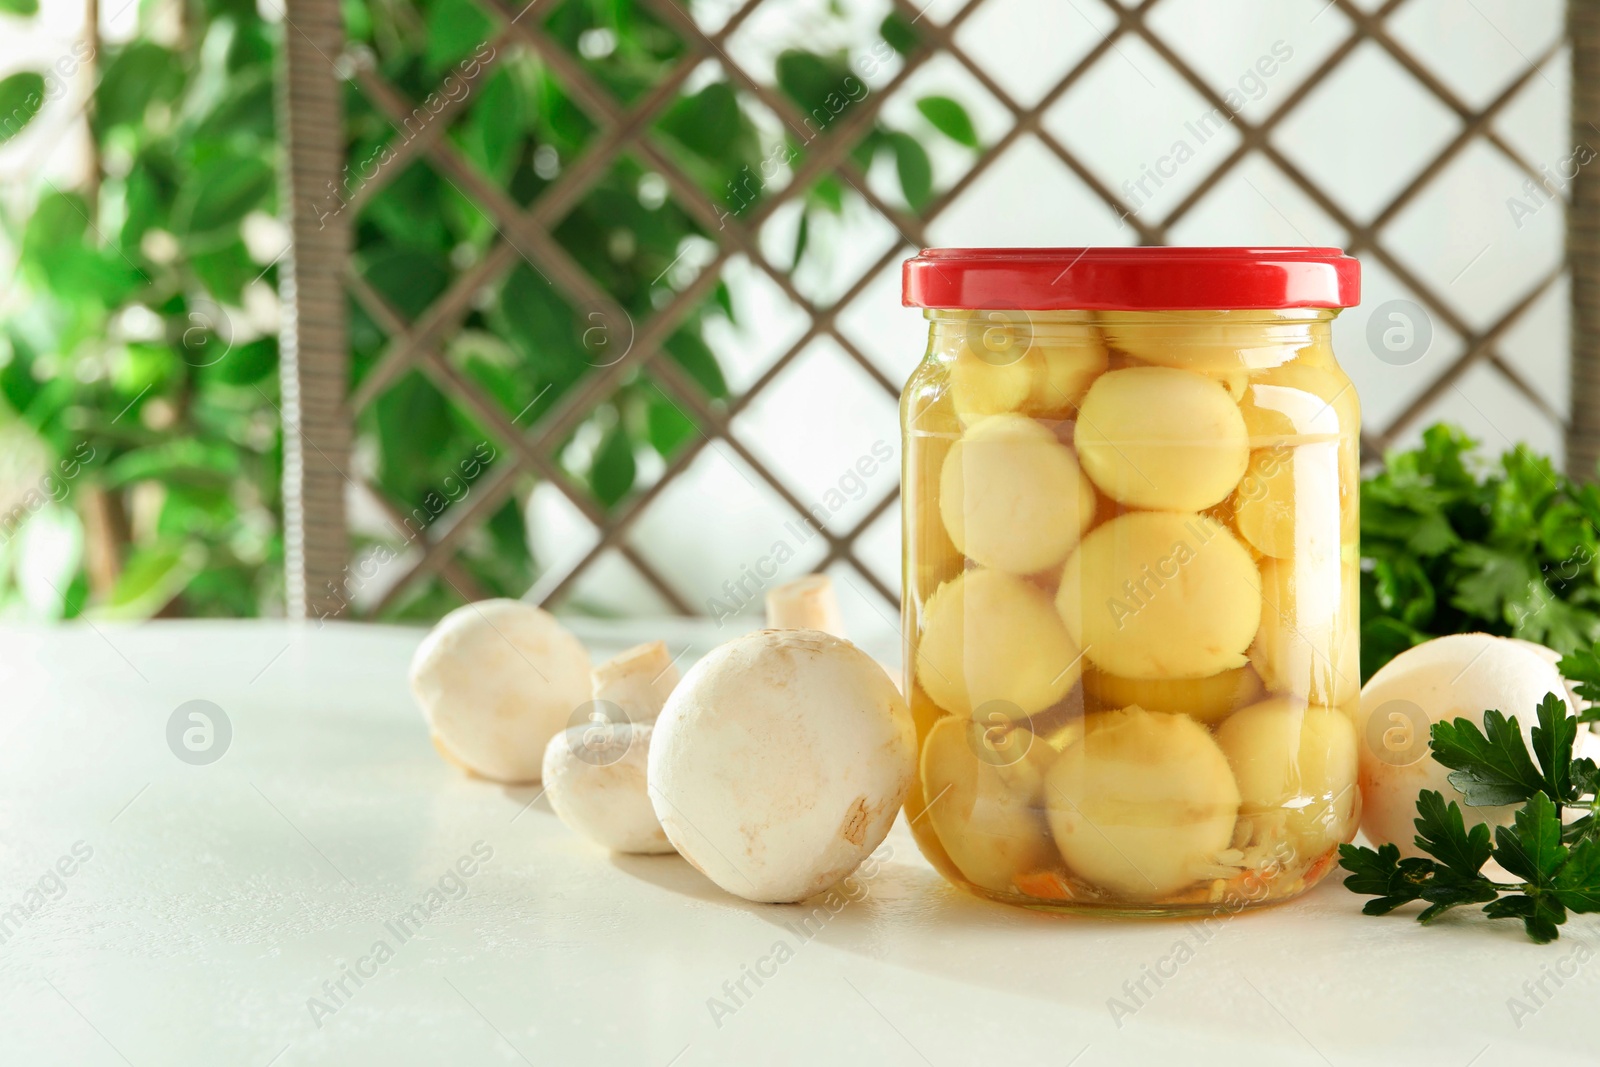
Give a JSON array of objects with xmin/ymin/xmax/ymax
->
[{"xmin": 900, "ymin": 248, "xmax": 1362, "ymax": 915}]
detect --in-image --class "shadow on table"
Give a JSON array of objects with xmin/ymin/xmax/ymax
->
[{"xmin": 602, "ymin": 824, "xmax": 1144, "ymax": 995}]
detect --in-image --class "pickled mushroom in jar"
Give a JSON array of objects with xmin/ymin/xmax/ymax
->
[
  {"xmin": 1074, "ymin": 366, "xmax": 1249, "ymax": 512},
  {"xmin": 1057, "ymin": 511, "xmax": 1261, "ymax": 680},
  {"xmin": 939, "ymin": 414, "xmax": 1096, "ymax": 575},
  {"xmin": 1096, "ymin": 309, "xmax": 1319, "ymax": 373},
  {"xmin": 1236, "ymin": 362, "xmax": 1359, "ymax": 444},
  {"xmin": 946, "ymin": 334, "xmax": 1034, "ymax": 425},
  {"xmin": 1045, "ymin": 706, "xmax": 1241, "ymax": 899},
  {"xmin": 917, "ymin": 568, "xmax": 1083, "ymax": 719},
  {"xmin": 1018, "ymin": 331, "xmax": 1110, "ymax": 418},
  {"xmin": 1251, "ymin": 556, "xmax": 1360, "ymax": 707},
  {"xmin": 920, "ymin": 716, "xmax": 1059, "ymax": 894},
  {"xmin": 1215, "ymin": 697, "xmax": 1359, "ymax": 857},
  {"xmin": 1231, "ymin": 441, "xmax": 1342, "ymax": 561}
]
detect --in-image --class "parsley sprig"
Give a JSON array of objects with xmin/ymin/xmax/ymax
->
[{"xmin": 1339, "ymin": 682, "xmax": 1600, "ymax": 943}]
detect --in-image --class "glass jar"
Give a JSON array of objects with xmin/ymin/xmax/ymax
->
[{"xmin": 899, "ymin": 248, "xmax": 1362, "ymax": 916}]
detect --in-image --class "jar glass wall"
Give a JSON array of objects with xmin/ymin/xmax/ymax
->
[{"xmin": 900, "ymin": 249, "xmax": 1361, "ymax": 916}]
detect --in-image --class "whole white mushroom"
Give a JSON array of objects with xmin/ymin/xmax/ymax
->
[
  {"xmin": 543, "ymin": 641, "xmax": 683, "ymax": 853},
  {"xmin": 543, "ymin": 722, "xmax": 674, "ymax": 854},
  {"xmin": 649, "ymin": 629, "xmax": 915, "ymax": 903},
  {"xmin": 410, "ymin": 599, "xmax": 591, "ymax": 783},
  {"xmin": 1358, "ymin": 633, "xmax": 1575, "ymax": 856}
]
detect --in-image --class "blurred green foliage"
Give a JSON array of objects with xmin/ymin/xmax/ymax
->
[
  {"xmin": 0, "ymin": 0, "xmax": 976, "ymax": 620},
  {"xmin": 1361, "ymin": 425, "xmax": 1600, "ymax": 679}
]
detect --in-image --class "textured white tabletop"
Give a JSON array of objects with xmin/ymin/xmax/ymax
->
[{"xmin": 0, "ymin": 619, "xmax": 1595, "ymax": 1067}]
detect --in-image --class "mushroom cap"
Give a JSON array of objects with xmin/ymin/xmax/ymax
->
[
  {"xmin": 409, "ymin": 599, "xmax": 592, "ymax": 784},
  {"xmin": 1073, "ymin": 365, "xmax": 1249, "ymax": 512},
  {"xmin": 939, "ymin": 413, "xmax": 1096, "ymax": 575},
  {"xmin": 919, "ymin": 715, "xmax": 1057, "ymax": 893},
  {"xmin": 543, "ymin": 723, "xmax": 674, "ymax": 854},
  {"xmin": 1058, "ymin": 511, "xmax": 1260, "ymax": 680},
  {"xmin": 1045, "ymin": 705, "xmax": 1241, "ymax": 898},
  {"xmin": 648, "ymin": 629, "xmax": 914, "ymax": 903},
  {"xmin": 919, "ymin": 568, "xmax": 1082, "ymax": 719},
  {"xmin": 1358, "ymin": 633, "xmax": 1574, "ymax": 855},
  {"xmin": 1216, "ymin": 697, "xmax": 1359, "ymax": 857}
]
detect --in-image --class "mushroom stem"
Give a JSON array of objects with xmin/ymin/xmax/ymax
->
[
  {"xmin": 592, "ymin": 641, "xmax": 680, "ymax": 725},
  {"xmin": 766, "ymin": 574, "xmax": 845, "ymax": 636}
]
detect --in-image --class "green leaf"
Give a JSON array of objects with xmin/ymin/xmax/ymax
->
[
  {"xmin": 664, "ymin": 329, "xmax": 726, "ymax": 400},
  {"xmin": 1555, "ymin": 837, "xmax": 1600, "ymax": 912},
  {"xmin": 646, "ymin": 393, "xmax": 696, "ymax": 459},
  {"xmin": 775, "ymin": 50, "xmax": 855, "ymax": 115},
  {"xmin": 0, "ymin": 0, "xmax": 39, "ymax": 15},
  {"xmin": 1416, "ymin": 872, "xmax": 1499, "ymax": 923},
  {"xmin": 1531, "ymin": 691, "xmax": 1578, "ymax": 800},
  {"xmin": 1338, "ymin": 842, "xmax": 1431, "ymax": 914},
  {"xmin": 1430, "ymin": 710, "xmax": 1544, "ymax": 807},
  {"xmin": 174, "ymin": 155, "xmax": 274, "ymax": 237},
  {"xmin": 461, "ymin": 66, "xmax": 525, "ymax": 182},
  {"xmin": 203, "ymin": 337, "xmax": 278, "ymax": 387},
  {"xmin": 425, "ymin": 0, "xmax": 494, "ymax": 76},
  {"xmin": 915, "ymin": 95, "xmax": 978, "ymax": 148},
  {"xmin": 191, "ymin": 70, "xmax": 274, "ymax": 143},
  {"xmin": 1494, "ymin": 791, "xmax": 1566, "ymax": 886},
  {"xmin": 1412, "ymin": 790, "xmax": 1492, "ymax": 875},
  {"xmin": 1450, "ymin": 542, "xmax": 1537, "ymax": 622},
  {"xmin": 359, "ymin": 241, "xmax": 452, "ymax": 313},
  {"xmin": 589, "ymin": 420, "xmax": 636, "ymax": 507},
  {"xmin": 791, "ymin": 207, "xmax": 810, "ymax": 268},
  {"xmin": 1570, "ymin": 757, "xmax": 1600, "ymax": 799},
  {"xmin": 658, "ymin": 81, "xmax": 741, "ymax": 160},
  {"xmin": 888, "ymin": 131, "xmax": 932, "ymax": 209},
  {"xmin": 0, "ymin": 71, "xmax": 45, "ymax": 145},
  {"xmin": 93, "ymin": 543, "xmax": 206, "ymax": 621},
  {"xmin": 1484, "ymin": 892, "xmax": 1566, "ymax": 944},
  {"xmin": 189, "ymin": 240, "xmax": 258, "ymax": 306},
  {"xmin": 95, "ymin": 41, "xmax": 182, "ymax": 132},
  {"xmin": 103, "ymin": 439, "xmax": 239, "ymax": 489},
  {"xmin": 879, "ymin": 11, "xmax": 918, "ymax": 56},
  {"xmin": 1559, "ymin": 644, "xmax": 1600, "ymax": 704}
]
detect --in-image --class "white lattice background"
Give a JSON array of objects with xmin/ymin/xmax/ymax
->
[{"xmin": 328, "ymin": 0, "xmax": 1570, "ymax": 654}]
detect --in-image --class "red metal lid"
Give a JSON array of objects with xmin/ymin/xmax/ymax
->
[{"xmin": 902, "ymin": 247, "xmax": 1360, "ymax": 311}]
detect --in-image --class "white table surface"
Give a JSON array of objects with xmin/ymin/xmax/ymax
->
[{"xmin": 1, "ymin": 619, "xmax": 1596, "ymax": 1067}]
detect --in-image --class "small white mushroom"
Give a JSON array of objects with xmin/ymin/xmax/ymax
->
[
  {"xmin": 542, "ymin": 641, "xmax": 681, "ymax": 853},
  {"xmin": 543, "ymin": 722, "xmax": 675, "ymax": 854},
  {"xmin": 1359, "ymin": 633, "xmax": 1575, "ymax": 855},
  {"xmin": 409, "ymin": 599, "xmax": 591, "ymax": 783},
  {"xmin": 765, "ymin": 574, "xmax": 845, "ymax": 636},
  {"xmin": 649, "ymin": 629, "xmax": 914, "ymax": 903},
  {"xmin": 592, "ymin": 640, "xmax": 680, "ymax": 725}
]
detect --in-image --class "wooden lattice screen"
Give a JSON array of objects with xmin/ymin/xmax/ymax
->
[{"xmin": 277, "ymin": 0, "xmax": 1591, "ymax": 620}]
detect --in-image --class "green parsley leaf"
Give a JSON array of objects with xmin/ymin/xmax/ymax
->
[
  {"xmin": 1416, "ymin": 871, "xmax": 1499, "ymax": 924},
  {"xmin": 1554, "ymin": 837, "xmax": 1600, "ymax": 913},
  {"xmin": 1559, "ymin": 644, "xmax": 1600, "ymax": 705},
  {"xmin": 1570, "ymin": 757, "xmax": 1600, "ymax": 800},
  {"xmin": 1484, "ymin": 893, "xmax": 1567, "ymax": 944},
  {"xmin": 1338, "ymin": 843, "xmax": 1431, "ymax": 915},
  {"xmin": 1430, "ymin": 711, "xmax": 1544, "ymax": 807},
  {"xmin": 1413, "ymin": 789, "xmax": 1493, "ymax": 875},
  {"xmin": 1531, "ymin": 692, "xmax": 1578, "ymax": 801},
  {"xmin": 1494, "ymin": 792, "xmax": 1566, "ymax": 886}
]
